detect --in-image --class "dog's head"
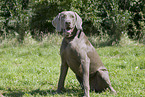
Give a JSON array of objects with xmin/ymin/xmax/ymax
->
[{"xmin": 52, "ymin": 11, "xmax": 82, "ymax": 37}]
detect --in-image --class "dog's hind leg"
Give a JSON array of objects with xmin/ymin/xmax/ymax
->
[{"xmin": 96, "ymin": 69, "xmax": 117, "ymax": 94}]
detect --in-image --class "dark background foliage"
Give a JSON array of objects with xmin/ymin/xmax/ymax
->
[{"xmin": 0, "ymin": 0, "xmax": 144, "ymax": 44}]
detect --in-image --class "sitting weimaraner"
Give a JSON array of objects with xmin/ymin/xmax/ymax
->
[{"xmin": 52, "ymin": 11, "xmax": 116, "ymax": 97}]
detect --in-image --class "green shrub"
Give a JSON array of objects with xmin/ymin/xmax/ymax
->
[
  {"xmin": 30, "ymin": 1, "xmax": 59, "ymax": 40},
  {"xmin": 0, "ymin": 0, "xmax": 144, "ymax": 44},
  {"xmin": 119, "ymin": 0, "xmax": 145, "ymax": 41},
  {"xmin": 0, "ymin": 0, "xmax": 31, "ymax": 42}
]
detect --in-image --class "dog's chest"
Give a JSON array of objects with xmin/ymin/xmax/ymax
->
[
  {"xmin": 66, "ymin": 37, "xmax": 86, "ymax": 57},
  {"xmin": 64, "ymin": 38, "xmax": 87, "ymax": 74}
]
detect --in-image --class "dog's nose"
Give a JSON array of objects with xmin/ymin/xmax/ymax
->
[{"xmin": 65, "ymin": 21, "xmax": 71, "ymax": 25}]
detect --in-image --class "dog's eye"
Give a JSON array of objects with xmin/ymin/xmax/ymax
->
[
  {"xmin": 61, "ymin": 15, "xmax": 66, "ymax": 18},
  {"xmin": 70, "ymin": 15, "xmax": 74, "ymax": 18}
]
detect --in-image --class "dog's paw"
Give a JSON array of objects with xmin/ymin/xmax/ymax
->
[{"xmin": 111, "ymin": 89, "xmax": 117, "ymax": 95}]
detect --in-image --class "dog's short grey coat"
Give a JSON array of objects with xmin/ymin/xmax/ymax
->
[{"xmin": 52, "ymin": 11, "xmax": 116, "ymax": 97}]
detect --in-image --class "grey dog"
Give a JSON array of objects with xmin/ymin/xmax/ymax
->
[{"xmin": 52, "ymin": 11, "xmax": 116, "ymax": 97}]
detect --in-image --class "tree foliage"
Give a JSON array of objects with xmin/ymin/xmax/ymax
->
[
  {"xmin": 0, "ymin": 0, "xmax": 145, "ymax": 44},
  {"xmin": 0, "ymin": 0, "xmax": 31, "ymax": 42}
]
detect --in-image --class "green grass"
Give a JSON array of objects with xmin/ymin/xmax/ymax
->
[{"xmin": 0, "ymin": 33, "xmax": 145, "ymax": 97}]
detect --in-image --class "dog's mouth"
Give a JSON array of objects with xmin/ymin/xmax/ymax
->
[
  {"xmin": 65, "ymin": 27, "xmax": 74, "ymax": 37},
  {"xmin": 66, "ymin": 26, "xmax": 73, "ymax": 32}
]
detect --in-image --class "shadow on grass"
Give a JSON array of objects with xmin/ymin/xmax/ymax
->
[
  {"xmin": 2, "ymin": 88, "xmax": 83, "ymax": 97},
  {"xmin": 3, "ymin": 89, "xmax": 55, "ymax": 97},
  {"xmin": 30, "ymin": 88, "xmax": 83, "ymax": 96},
  {"xmin": 3, "ymin": 91, "xmax": 24, "ymax": 97},
  {"xmin": 29, "ymin": 88, "xmax": 56, "ymax": 96}
]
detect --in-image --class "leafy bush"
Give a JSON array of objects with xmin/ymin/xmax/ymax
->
[
  {"xmin": 29, "ymin": 1, "xmax": 59, "ymax": 40},
  {"xmin": 118, "ymin": 0, "xmax": 145, "ymax": 42},
  {"xmin": 0, "ymin": 0, "xmax": 31, "ymax": 42},
  {"xmin": 29, "ymin": 0, "xmax": 132, "ymax": 44},
  {"xmin": 0, "ymin": 0, "xmax": 144, "ymax": 44}
]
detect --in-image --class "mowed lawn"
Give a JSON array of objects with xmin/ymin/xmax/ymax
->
[{"xmin": 0, "ymin": 34, "xmax": 145, "ymax": 97}]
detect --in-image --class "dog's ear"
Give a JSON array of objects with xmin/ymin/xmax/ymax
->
[
  {"xmin": 52, "ymin": 13, "xmax": 61, "ymax": 32},
  {"xmin": 75, "ymin": 12, "xmax": 82, "ymax": 30}
]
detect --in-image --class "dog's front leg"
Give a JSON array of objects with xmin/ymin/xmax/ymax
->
[
  {"xmin": 57, "ymin": 60, "xmax": 68, "ymax": 93},
  {"xmin": 81, "ymin": 53, "xmax": 90, "ymax": 97}
]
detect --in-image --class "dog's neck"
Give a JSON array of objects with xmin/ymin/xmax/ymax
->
[
  {"xmin": 63, "ymin": 27, "xmax": 82, "ymax": 43},
  {"xmin": 64, "ymin": 27, "xmax": 82, "ymax": 39}
]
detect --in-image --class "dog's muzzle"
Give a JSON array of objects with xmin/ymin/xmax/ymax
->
[{"xmin": 64, "ymin": 21, "xmax": 74, "ymax": 37}]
